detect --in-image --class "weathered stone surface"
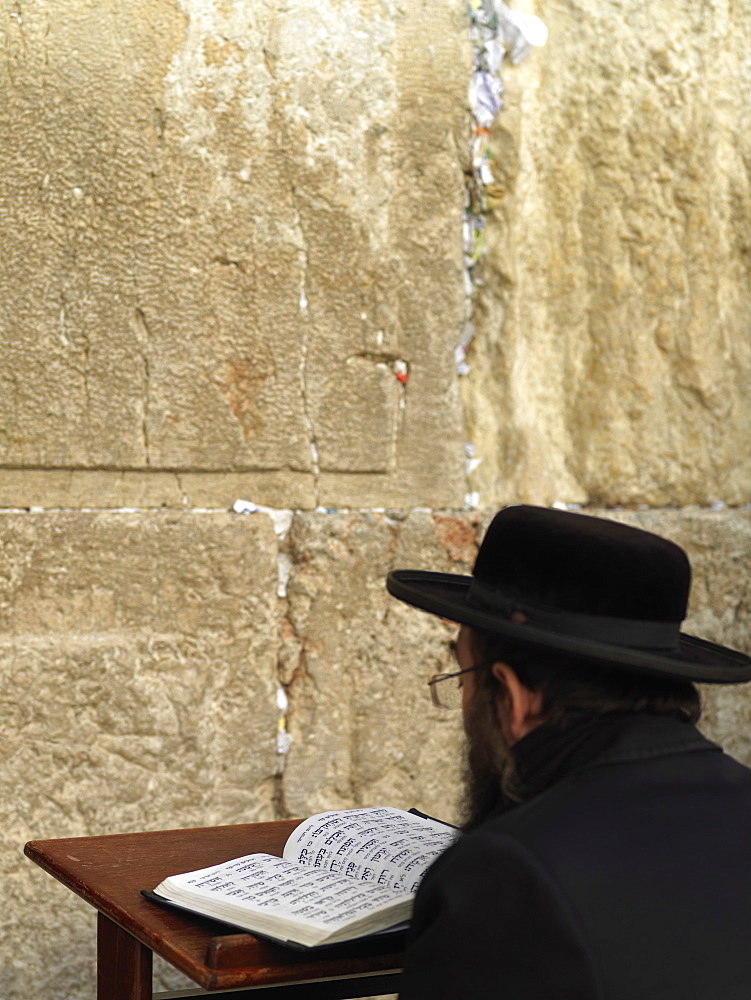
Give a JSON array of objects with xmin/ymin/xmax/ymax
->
[
  {"xmin": 280, "ymin": 509, "xmax": 483, "ymax": 825},
  {"xmin": 465, "ymin": 0, "xmax": 751, "ymax": 507},
  {"xmin": 0, "ymin": 469, "xmax": 183, "ymax": 509},
  {"xmin": 0, "ymin": 511, "xmax": 280, "ymax": 997},
  {"xmin": 179, "ymin": 471, "xmax": 316, "ymax": 510},
  {"xmin": 0, "ymin": 469, "xmax": 317, "ymax": 510},
  {"xmin": 0, "ymin": 0, "xmax": 468, "ymax": 509}
]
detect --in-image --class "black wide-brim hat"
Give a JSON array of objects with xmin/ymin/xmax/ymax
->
[{"xmin": 387, "ymin": 505, "xmax": 751, "ymax": 683}]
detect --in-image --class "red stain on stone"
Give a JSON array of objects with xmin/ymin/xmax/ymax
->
[
  {"xmin": 432, "ymin": 515, "xmax": 480, "ymax": 567},
  {"xmin": 220, "ymin": 357, "xmax": 275, "ymax": 440}
]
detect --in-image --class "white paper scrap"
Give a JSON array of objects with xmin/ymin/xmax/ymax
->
[
  {"xmin": 488, "ymin": 0, "xmax": 548, "ymax": 63},
  {"xmin": 469, "ymin": 70, "xmax": 504, "ymax": 129},
  {"xmin": 233, "ymin": 499, "xmax": 293, "ymax": 539}
]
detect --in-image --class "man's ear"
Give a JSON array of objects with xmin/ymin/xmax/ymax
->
[{"xmin": 491, "ymin": 661, "xmax": 545, "ymax": 744}]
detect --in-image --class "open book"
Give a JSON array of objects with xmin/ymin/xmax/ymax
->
[{"xmin": 149, "ymin": 806, "xmax": 457, "ymax": 948}]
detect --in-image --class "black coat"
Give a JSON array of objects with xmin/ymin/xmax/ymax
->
[{"xmin": 399, "ymin": 715, "xmax": 751, "ymax": 999}]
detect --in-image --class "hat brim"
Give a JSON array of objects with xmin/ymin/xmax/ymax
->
[{"xmin": 387, "ymin": 570, "xmax": 751, "ymax": 684}]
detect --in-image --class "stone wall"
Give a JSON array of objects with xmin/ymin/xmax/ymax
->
[
  {"xmin": 0, "ymin": 0, "xmax": 469, "ymax": 511},
  {"xmin": 464, "ymin": 0, "xmax": 751, "ymax": 507},
  {"xmin": 1, "ymin": 1, "xmax": 750, "ymax": 998}
]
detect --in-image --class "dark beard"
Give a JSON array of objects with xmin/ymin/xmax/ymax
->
[{"xmin": 461, "ymin": 684, "xmax": 518, "ymax": 832}]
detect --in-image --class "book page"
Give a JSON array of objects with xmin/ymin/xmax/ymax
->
[
  {"xmin": 157, "ymin": 853, "xmax": 411, "ymax": 942},
  {"xmin": 282, "ymin": 806, "xmax": 458, "ymax": 894}
]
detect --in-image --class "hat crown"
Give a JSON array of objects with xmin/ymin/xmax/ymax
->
[{"xmin": 473, "ymin": 506, "xmax": 690, "ymax": 625}]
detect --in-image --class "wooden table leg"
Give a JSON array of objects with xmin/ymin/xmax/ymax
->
[{"xmin": 97, "ymin": 912, "xmax": 153, "ymax": 1000}]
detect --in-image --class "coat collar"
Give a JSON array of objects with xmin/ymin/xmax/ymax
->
[
  {"xmin": 502, "ymin": 712, "xmax": 721, "ymax": 814},
  {"xmin": 576, "ymin": 712, "xmax": 720, "ymax": 772}
]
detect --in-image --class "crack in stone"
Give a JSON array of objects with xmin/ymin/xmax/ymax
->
[
  {"xmin": 132, "ymin": 308, "xmax": 152, "ymax": 467},
  {"xmin": 271, "ymin": 516, "xmax": 300, "ymax": 818},
  {"xmin": 59, "ymin": 292, "xmax": 92, "ymax": 413},
  {"xmin": 58, "ymin": 293, "xmax": 70, "ymax": 348},
  {"xmin": 290, "ymin": 186, "xmax": 320, "ymax": 504}
]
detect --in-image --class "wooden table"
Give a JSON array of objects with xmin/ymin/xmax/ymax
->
[{"xmin": 25, "ymin": 820, "xmax": 405, "ymax": 999}]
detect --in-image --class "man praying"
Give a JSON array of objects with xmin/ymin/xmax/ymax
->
[{"xmin": 387, "ymin": 505, "xmax": 751, "ymax": 1000}]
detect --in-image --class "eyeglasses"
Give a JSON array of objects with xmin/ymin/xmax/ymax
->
[{"xmin": 427, "ymin": 663, "xmax": 487, "ymax": 710}]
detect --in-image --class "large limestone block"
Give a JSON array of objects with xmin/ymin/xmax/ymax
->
[
  {"xmin": 0, "ymin": 0, "xmax": 469, "ymax": 509},
  {"xmin": 465, "ymin": 0, "xmax": 751, "ymax": 506},
  {"xmin": 0, "ymin": 0, "xmax": 310, "ymax": 473},
  {"xmin": 0, "ymin": 468, "xmax": 317, "ymax": 509},
  {"xmin": 280, "ymin": 509, "xmax": 483, "ymax": 825},
  {"xmin": 0, "ymin": 510, "xmax": 280, "ymax": 998}
]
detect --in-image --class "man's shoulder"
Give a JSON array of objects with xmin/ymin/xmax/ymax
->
[{"xmin": 475, "ymin": 716, "xmax": 751, "ymax": 854}]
